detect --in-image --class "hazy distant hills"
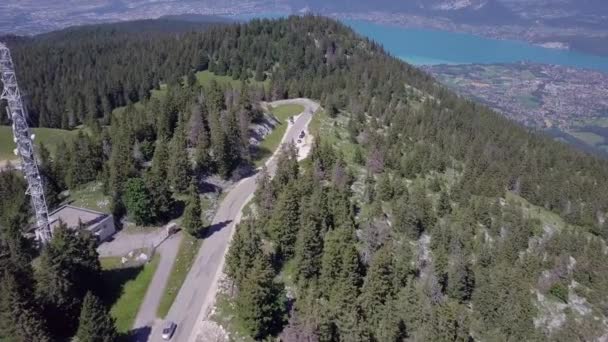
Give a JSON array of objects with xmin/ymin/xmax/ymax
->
[
  {"xmin": 1, "ymin": 0, "xmax": 607, "ymax": 56},
  {"xmin": 291, "ymin": 0, "xmax": 606, "ymax": 27}
]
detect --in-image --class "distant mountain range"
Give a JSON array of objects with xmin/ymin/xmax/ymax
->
[
  {"xmin": 290, "ymin": 0, "xmax": 520, "ymax": 24},
  {"xmin": 290, "ymin": 0, "xmax": 608, "ymax": 27},
  {"xmin": 1, "ymin": 0, "xmax": 607, "ymax": 56}
]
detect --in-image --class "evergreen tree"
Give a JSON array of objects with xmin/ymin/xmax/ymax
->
[
  {"xmin": 267, "ymin": 183, "xmax": 300, "ymax": 260},
  {"xmin": 36, "ymin": 142, "xmax": 62, "ymax": 209},
  {"xmin": 331, "ymin": 243, "xmax": 364, "ymax": 338},
  {"xmin": 75, "ymin": 292, "xmax": 117, "ymax": 342},
  {"xmin": 168, "ymin": 113, "xmax": 191, "ymax": 192},
  {"xmin": 273, "ymin": 143, "xmax": 299, "ymax": 189},
  {"xmin": 0, "ymin": 271, "xmax": 51, "ymax": 342},
  {"xmin": 437, "ymin": 190, "xmax": 452, "ymax": 217},
  {"xmin": 108, "ymin": 116, "xmax": 135, "ymax": 216},
  {"xmin": 226, "ymin": 219, "xmax": 262, "ymax": 289},
  {"xmin": 67, "ymin": 131, "xmax": 103, "ymax": 188},
  {"xmin": 395, "ymin": 281, "xmax": 423, "ymax": 336},
  {"xmin": 294, "ymin": 201, "xmax": 324, "ymax": 284},
  {"xmin": 182, "ymin": 179, "xmax": 203, "ymax": 236},
  {"xmin": 36, "ymin": 224, "xmax": 101, "ymax": 337},
  {"xmin": 360, "ymin": 245, "xmax": 395, "ymax": 328},
  {"xmin": 319, "ymin": 227, "xmax": 354, "ymax": 295},
  {"xmin": 146, "ymin": 139, "xmax": 173, "ymax": 221},
  {"xmin": 123, "ymin": 177, "xmax": 155, "ymax": 225},
  {"xmin": 392, "ymin": 200, "xmax": 422, "ymax": 240},
  {"xmin": 253, "ymin": 166, "xmax": 275, "ymax": 221},
  {"xmin": 254, "ymin": 60, "xmax": 265, "ymax": 82},
  {"xmin": 208, "ymin": 110, "xmax": 235, "ymax": 179},
  {"xmin": 186, "ymin": 70, "xmax": 197, "ymax": 88},
  {"xmin": 447, "ymin": 252, "xmax": 475, "ymax": 303},
  {"xmin": 236, "ymin": 256, "xmax": 286, "ymax": 339},
  {"xmin": 376, "ymin": 172, "xmax": 394, "ymax": 201},
  {"xmin": 194, "ymin": 128, "xmax": 214, "ymax": 174},
  {"xmin": 0, "ymin": 220, "xmax": 34, "ymax": 277}
]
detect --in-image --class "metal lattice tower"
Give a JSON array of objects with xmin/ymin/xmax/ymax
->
[{"xmin": 0, "ymin": 42, "xmax": 52, "ymax": 244}]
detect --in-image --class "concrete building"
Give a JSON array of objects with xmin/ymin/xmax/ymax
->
[{"xmin": 49, "ymin": 205, "xmax": 115, "ymax": 242}]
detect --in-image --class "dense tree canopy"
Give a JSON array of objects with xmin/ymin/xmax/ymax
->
[{"xmin": 1, "ymin": 14, "xmax": 608, "ymax": 341}]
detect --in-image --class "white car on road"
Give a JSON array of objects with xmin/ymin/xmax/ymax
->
[{"xmin": 161, "ymin": 321, "xmax": 177, "ymax": 340}]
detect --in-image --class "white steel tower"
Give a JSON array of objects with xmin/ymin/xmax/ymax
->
[{"xmin": 0, "ymin": 42, "xmax": 52, "ymax": 243}]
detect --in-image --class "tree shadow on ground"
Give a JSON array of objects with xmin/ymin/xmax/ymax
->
[
  {"xmin": 251, "ymin": 145, "xmax": 272, "ymax": 165},
  {"xmin": 196, "ymin": 219, "xmax": 233, "ymax": 239},
  {"xmin": 122, "ymin": 325, "xmax": 151, "ymax": 342},
  {"xmin": 99, "ymin": 265, "xmax": 144, "ymax": 308},
  {"xmin": 197, "ymin": 180, "xmax": 221, "ymax": 194},
  {"xmin": 169, "ymin": 199, "xmax": 186, "ymax": 221}
]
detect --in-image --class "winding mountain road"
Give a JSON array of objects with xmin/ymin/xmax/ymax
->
[{"xmin": 139, "ymin": 99, "xmax": 319, "ymax": 342}]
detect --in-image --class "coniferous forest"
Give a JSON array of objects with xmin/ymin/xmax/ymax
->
[{"xmin": 1, "ymin": 15, "xmax": 608, "ymax": 341}]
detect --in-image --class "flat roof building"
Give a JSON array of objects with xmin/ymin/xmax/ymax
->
[{"xmin": 49, "ymin": 205, "xmax": 115, "ymax": 242}]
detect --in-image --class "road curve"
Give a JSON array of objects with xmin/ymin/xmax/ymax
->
[{"xmin": 142, "ymin": 98, "xmax": 319, "ymax": 342}]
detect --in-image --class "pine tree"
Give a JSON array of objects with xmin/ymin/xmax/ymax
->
[
  {"xmin": 360, "ymin": 245, "xmax": 395, "ymax": 327},
  {"xmin": 194, "ymin": 128, "xmax": 214, "ymax": 174},
  {"xmin": 168, "ymin": 113, "xmax": 191, "ymax": 193},
  {"xmin": 182, "ymin": 179, "xmax": 203, "ymax": 236},
  {"xmin": 36, "ymin": 142, "xmax": 62, "ymax": 209},
  {"xmin": 145, "ymin": 139, "xmax": 173, "ymax": 221},
  {"xmin": 0, "ymin": 271, "xmax": 51, "ymax": 342},
  {"xmin": 447, "ymin": 251, "xmax": 475, "ymax": 303},
  {"xmin": 253, "ymin": 166, "xmax": 275, "ymax": 221},
  {"xmin": 294, "ymin": 201, "xmax": 324, "ymax": 284},
  {"xmin": 437, "ymin": 190, "xmax": 452, "ymax": 217},
  {"xmin": 67, "ymin": 131, "xmax": 102, "ymax": 188},
  {"xmin": 236, "ymin": 256, "xmax": 286, "ymax": 339},
  {"xmin": 108, "ymin": 116, "xmax": 135, "ymax": 217},
  {"xmin": 207, "ymin": 109, "xmax": 234, "ymax": 179},
  {"xmin": 267, "ymin": 183, "xmax": 300, "ymax": 260},
  {"xmin": 254, "ymin": 61, "xmax": 265, "ymax": 82},
  {"xmin": 331, "ymin": 243, "xmax": 363, "ymax": 318},
  {"xmin": 75, "ymin": 292, "xmax": 117, "ymax": 342},
  {"xmin": 395, "ymin": 281, "xmax": 423, "ymax": 336},
  {"xmin": 392, "ymin": 200, "xmax": 422, "ymax": 240},
  {"xmin": 273, "ymin": 143, "xmax": 299, "ymax": 189},
  {"xmin": 36, "ymin": 224, "xmax": 101, "ymax": 337},
  {"xmin": 186, "ymin": 70, "xmax": 197, "ymax": 88},
  {"xmin": 226, "ymin": 219, "xmax": 262, "ymax": 288},
  {"xmin": 376, "ymin": 172, "xmax": 393, "ymax": 201}
]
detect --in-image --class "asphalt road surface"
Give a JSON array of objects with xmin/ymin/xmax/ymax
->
[
  {"xmin": 132, "ymin": 232, "xmax": 183, "ymax": 331},
  {"xmin": 139, "ymin": 99, "xmax": 319, "ymax": 342}
]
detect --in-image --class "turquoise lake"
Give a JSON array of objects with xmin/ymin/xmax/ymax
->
[
  {"xmin": 344, "ymin": 20, "xmax": 608, "ymax": 72},
  {"xmin": 230, "ymin": 14, "xmax": 608, "ymax": 72}
]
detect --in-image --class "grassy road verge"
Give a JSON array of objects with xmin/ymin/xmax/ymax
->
[
  {"xmin": 100, "ymin": 254, "xmax": 160, "ymax": 333},
  {"xmin": 254, "ymin": 104, "xmax": 305, "ymax": 166},
  {"xmin": 156, "ymin": 233, "xmax": 201, "ymax": 318}
]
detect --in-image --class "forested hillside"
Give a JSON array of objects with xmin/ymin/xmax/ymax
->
[{"xmin": 1, "ymin": 15, "xmax": 608, "ymax": 341}]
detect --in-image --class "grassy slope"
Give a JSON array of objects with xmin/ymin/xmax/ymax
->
[
  {"xmin": 254, "ymin": 104, "xmax": 305, "ymax": 167},
  {"xmin": 67, "ymin": 181, "xmax": 111, "ymax": 213},
  {"xmin": 196, "ymin": 70, "xmax": 270, "ymax": 89},
  {"xmin": 101, "ymin": 254, "xmax": 161, "ymax": 333},
  {"xmin": 113, "ymin": 71, "xmax": 267, "ymax": 117},
  {"xmin": 0, "ymin": 126, "xmax": 78, "ymax": 161}
]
